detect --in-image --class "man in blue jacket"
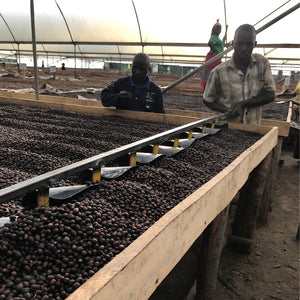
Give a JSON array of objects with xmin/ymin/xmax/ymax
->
[{"xmin": 101, "ymin": 53, "xmax": 165, "ymax": 114}]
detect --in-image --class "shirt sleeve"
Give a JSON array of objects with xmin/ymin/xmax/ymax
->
[
  {"xmin": 101, "ymin": 79, "xmax": 122, "ymax": 107},
  {"xmin": 153, "ymin": 88, "xmax": 166, "ymax": 114},
  {"xmin": 203, "ymin": 68, "xmax": 220, "ymax": 103}
]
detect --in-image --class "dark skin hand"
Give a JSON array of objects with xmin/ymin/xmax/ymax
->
[
  {"xmin": 203, "ymin": 91, "xmax": 275, "ymax": 119},
  {"xmin": 117, "ymin": 90, "xmax": 131, "ymax": 108}
]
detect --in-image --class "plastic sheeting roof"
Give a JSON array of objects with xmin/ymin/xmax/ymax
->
[{"xmin": 0, "ymin": 0, "xmax": 299, "ymax": 67}]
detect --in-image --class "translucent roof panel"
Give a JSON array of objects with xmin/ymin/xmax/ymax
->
[{"xmin": 0, "ymin": 0, "xmax": 299, "ymax": 67}]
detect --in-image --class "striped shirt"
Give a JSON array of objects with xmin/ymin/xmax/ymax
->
[{"xmin": 203, "ymin": 53, "xmax": 275, "ymax": 124}]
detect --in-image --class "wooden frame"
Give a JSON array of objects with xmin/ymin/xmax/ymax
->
[{"xmin": 0, "ymin": 92, "xmax": 278, "ymax": 299}]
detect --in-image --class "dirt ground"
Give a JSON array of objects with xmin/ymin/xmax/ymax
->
[
  {"xmin": 0, "ymin": 67, "xmax": 299, "ymax": 300},
  {"xmin": 214, "ymin": 144, "xmax": 299, "ymax": 300}
]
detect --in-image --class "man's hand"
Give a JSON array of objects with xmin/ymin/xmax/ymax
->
[
  {"xmin": 117, "ymin": 91, "xmax": 131, "ymax": 108},
  {"xmin": 227, "ymin": 102, "xmax": 244, "ymax": 119}
]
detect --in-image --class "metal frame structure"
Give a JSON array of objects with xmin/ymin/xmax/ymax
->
[{"xmin": 0, "ymin": 1, "xmax": 299, "ymax": 67}]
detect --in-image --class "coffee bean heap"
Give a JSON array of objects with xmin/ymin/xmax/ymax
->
[
  {"xmin": 0, "ymin": 168, "xmax": 32, "ymax": 190},
  {"xmin": 0, "ymin": 103, "xmax": 262, "ymax": 298},
  {"xmin": 0, "ymin": 200, "xmax": 133, "ymax": 299}
]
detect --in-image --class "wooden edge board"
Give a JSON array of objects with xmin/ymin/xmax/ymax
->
[
  {"xmin": 286, "ymin": 100, "xmax": 293, "ymax": 123},
  {"xmin": 166, "ymin": 108, "xmax": 213, "ymax": 119},
  {"xmin": 260, "ymin": 119, "xmax": 290, "ymax": 136},
  {"xmin": 0, "ymin": 90, "xmax": 104, "ymax": 108},
  {"xmin": 67, "ymin": 126, "xmax": 278, "ymax": 300}
]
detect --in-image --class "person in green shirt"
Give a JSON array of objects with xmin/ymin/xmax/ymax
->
[{"xmin": 200, "ymin": 19, "xmax": 224, "ymax": 90}]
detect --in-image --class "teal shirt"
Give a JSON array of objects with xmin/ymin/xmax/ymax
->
[{"xmin": 210, "ymin": 35, "xmax": 223, "ymax": 53}]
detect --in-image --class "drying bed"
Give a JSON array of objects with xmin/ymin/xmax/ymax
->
[{"xmin": 0, "ymin": 103, "xmax": 264, "ymax": 299}]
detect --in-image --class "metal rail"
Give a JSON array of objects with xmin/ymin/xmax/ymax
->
[
  {"xmin": 30, "ymin": 0, "xmax": 39, "ymax": 101},
  {"xmin": 0, "ymin": 113, "xmax": 227, "ymax": 203}
]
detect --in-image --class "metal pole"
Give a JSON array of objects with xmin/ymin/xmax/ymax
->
[
  {"xmin": 74, "ymin": 44, "xmax": 77, "ymax": 78},
  {"xmin": 162, "ymin": 46, "xmax": 233, "ymax": 94},
  {"xmin": 17, "ymin": 44, "xmax": 21, "ymax": 69},
  {"xmin": 162, "ymin": 2, "xmax": 300, "ymax": 94},
  {"xmin": 255, "ymin": 2, "xmax": 299, "ymax": 34},
  {"xmin": 132, "ymin": 0, "xmax": 144, "ymax": 52},
  {"xmin": 30, "ymin": 0, "xmax": 39, "ymax": 100}
]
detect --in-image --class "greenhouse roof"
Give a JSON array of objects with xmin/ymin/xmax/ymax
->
[{"xmin": 0, "ymin": 0, "xmax": 299, "ymax": 67}]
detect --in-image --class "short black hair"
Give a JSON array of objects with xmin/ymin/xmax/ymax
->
[
  {"xmin": 133, "ymin": 53, "xmax": 150, "ymax": 68},
  {"xmin": 234, "ymin": 24, "xmax": 256, "ymax": 41}
]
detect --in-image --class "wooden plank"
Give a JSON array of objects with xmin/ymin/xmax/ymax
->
[
  {"xmin": 166, "ymin": 108, "xmax": 214, "ymax": 119},
  {"xmin": 258, "ymin": 136, "xmax": 283, "ymax": 224},
  {"xmin": 67, "ymin": 126, "xmax": 278, "ymax": 300},
  {"xmin": 287, "ymin": 100, "xmax": 293, "ymax": 123},
  {"xmin": 0, "ymin": 90, "xmax": 104, "ymax": 107},
  {"xmin": 196, "ymin": 206, "xmax": 230, "ymax": 300},
  {"xmin": 261, "ymin": 119, "xmax": 290, "ymax": 137}
]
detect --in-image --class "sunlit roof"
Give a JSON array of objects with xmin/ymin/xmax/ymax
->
[{"xmin": 0, "ymin": 0, "xmax": 299, "ymax": 68}]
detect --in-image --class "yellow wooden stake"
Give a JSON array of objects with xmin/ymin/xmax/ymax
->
[
  {"xmin": 188, "ymin": 130, "xmax": 193, "ymax": 139},
  {"xmin": 37, "ymin": 188, "xmax": 49, "ymax": 207},
  {"xmin": 173, "ymin": 138, "xmax": 179, "ymax": 148},
  {"xmin": 153, "ymin": 144, "xmax": 159, "ymax": 154},
  {"xmin": 202, "ymin": 125, "xmax": 206, "ymax": 133},
  {"xmin": 130, "ymin": 153, "xmax": 137, "ymax": 166},
  {"xmin": 93, "ymin": 167, "xmax": 101, "ymax": 182},
  {"xmin": 211, "ymin": 122, "xmax": 215, "ymax": 129}
]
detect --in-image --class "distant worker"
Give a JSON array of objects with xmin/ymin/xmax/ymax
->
[
  {"xmin": 61, "ymin": 63, "xmax": 66, "ymax": 71},
  {"xmin": 101, "ymin": 53, "xmax": 165, "ymax": 113},
  {"xmin": 200, "ymin": 19, "xmax": 224, "ymax": 90},
  {"xmin": 282, "ymin": 75, "xmax": 291, "ymax": 93},
  {"xmin": 203, "ymin": 24, "xmax": 275, "ymax": 125}
]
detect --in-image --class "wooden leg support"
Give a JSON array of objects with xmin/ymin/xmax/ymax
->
[
  {"xmin": 196, "ymin": 206, "xmax": 230, "ymax": 300},
  {"xmin": 231, "ymin": 152, "xmax": 272, "ymax": 252},
  {"xmin": 258, "ymin": 137, "xmax": 283, "ymax": 225}
]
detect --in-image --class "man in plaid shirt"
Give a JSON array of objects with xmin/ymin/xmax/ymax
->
[{"xmin": 203, "ymin": 24, "xmax": 275, "ymax": 125}]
